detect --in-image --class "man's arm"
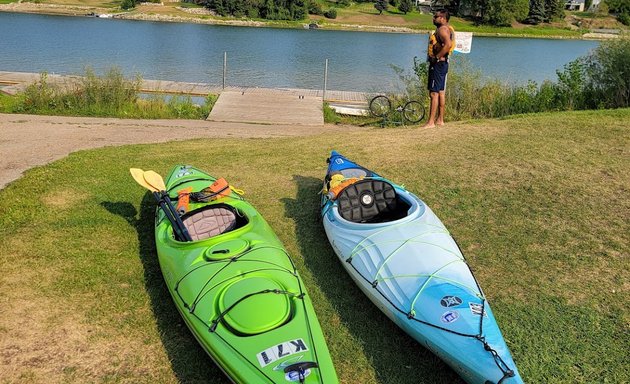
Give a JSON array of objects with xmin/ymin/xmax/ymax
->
[{"xmin": 435, "ymin": 26, "xmax": 452, "ymax": 61}]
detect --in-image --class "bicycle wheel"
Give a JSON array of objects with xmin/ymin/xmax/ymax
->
[
  {"xmin": 402, "ymin": 100, "xmax": 425, "ymax": 123},
  {"xmin": 369, "ymin": 95, "xmax": 391, "ymax": 117}
]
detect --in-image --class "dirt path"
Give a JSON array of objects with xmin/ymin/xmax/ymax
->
[{"xmin": 0, "ymin": 113, "xmax": 366, "ymax": 189}]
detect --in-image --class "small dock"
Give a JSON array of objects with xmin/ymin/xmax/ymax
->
[{"xmin": 0, "ymin": 71, "xmax": 371, "ymax": 125}]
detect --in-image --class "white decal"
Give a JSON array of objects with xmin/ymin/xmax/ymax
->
[
  {"xmin": 257, "ymin": 339, "xmax": 309, "ymax": 368},
  {"xmin": 441, "ymin": 311, "xmax": 460, "ymax": 324},
  {"xmin": 285, "ymin": 369, "xmax": 311, "ymax": 382},
  {"xmin": 175, "ymin": 170, "xmax": 193, "ymax": 178},
  {"xmin": 469, "ymin": 302, "xmax": 488, "ymax": 317}
]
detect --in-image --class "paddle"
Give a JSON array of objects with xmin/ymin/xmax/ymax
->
[
  {"xmin": 129, "ymin": 168, "xmax": 192, "ymax": 242},
  {"xmin": 143, "ymin": 170, "xmax": 193, "ymax": 242},
  {"xmin": 143, "ymin": 170, "xmax": 168, "ymax": 192},
  {"xmin": 130, "ymin": 167, "xmax": 157, "ymax": 192}
]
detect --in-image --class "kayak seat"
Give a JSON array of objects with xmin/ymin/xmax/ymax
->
[
  {"xmin": 337, "ymin": 179, "xmax": 407, "ymax": 223},
  {"xmin": 181, "ymin": 204, "xmax": 245, "ymax": 241}
]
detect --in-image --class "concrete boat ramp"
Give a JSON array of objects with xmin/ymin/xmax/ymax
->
[{"xmin": 0, "ymin": 71, "xmax": 371, "ymax": 126}]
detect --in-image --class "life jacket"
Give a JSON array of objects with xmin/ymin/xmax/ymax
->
[
  {"xmin": 176, "ymin": 187, "xmax": 193, "ymax": 214},
  {"xmin": 189, "ymin": 178, "xmax": 239, "ymax": 203},
  {"xmin": 323, "ymin": 173, "xmax": 363, "ymax": 200},
  {"xmin": 427, "ymin": 25, "xmax": 455, "ymax": 60}
]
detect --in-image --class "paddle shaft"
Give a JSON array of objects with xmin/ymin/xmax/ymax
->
[
  {"xmin": 162, "ymin": 192, "xmax": 192, "ymax": 241},
  {"xmin": 152, "ymin": 191, "xmax": 192, "ymax": 242}
]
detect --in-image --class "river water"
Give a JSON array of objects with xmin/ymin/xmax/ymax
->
[{"xmin": 0, "ymin": 12, "xmax": 600, "ymax": 92}]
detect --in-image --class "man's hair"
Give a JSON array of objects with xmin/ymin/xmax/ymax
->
[{"xmin": 435, "ymin": 9, "xmax": 450, "ymax": 21}]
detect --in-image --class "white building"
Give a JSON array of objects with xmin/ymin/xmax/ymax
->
[{"xmin": 566, "ymin": 0, "xmax": 585, "ymax": 12}]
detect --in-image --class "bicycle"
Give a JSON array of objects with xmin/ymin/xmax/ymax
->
[{"xmin": 369, "ymin": 95, "xmax": 425, "ymax": 126}]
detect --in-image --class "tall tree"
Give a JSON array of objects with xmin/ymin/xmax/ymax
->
[
  {"xmin": 204, "ymin": 0, "xmax": 308, "ymax": 19},
  {"xmin": 525, "ymin": 0, "xmax": 545, "ymax": 24},
  {"xmin": 374, "ymin": 0, "xmax": 388, "ymax": 14},
  {"xmin": 461, "ymin": 0, "xmax": 490, "ymax": 22},
  {"xmin": 433, "ymin": 0, "xmax": 461, "ymax": 15},
  {"xmin": 480, "ymin": 0, "xmax": 529, "ymax": 25},
  {"xmin": 398, "ymin": 0, "xmax": 412, "ymax": 14},
  {"xmin": 544, "ymin": 0, "xmax": 564, "ymax": 21},
  {"xmin": 606, "ymin": 0, "xmax": 630, "ymax": 13}
]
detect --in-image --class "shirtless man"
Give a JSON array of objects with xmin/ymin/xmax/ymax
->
[{"xmin": 423, "ymin": 9, "xmax": 454, "ymax": 128}]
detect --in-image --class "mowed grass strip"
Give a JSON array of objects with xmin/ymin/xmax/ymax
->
[{"xmin": 0, "ymin": 109, "xmax": 628, "ymax": 383}]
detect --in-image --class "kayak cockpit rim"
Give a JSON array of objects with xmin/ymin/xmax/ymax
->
[
  {"xmin": 161, "ymin": 202, "xmax": 250, "ymax": 244},
  {"xmin": 325, "ymin": 187, "xmax": 426, "ymax": 229}
]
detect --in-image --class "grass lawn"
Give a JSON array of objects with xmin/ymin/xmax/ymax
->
[{"xmin": 0, "ymin": 109, "xmax": 628, "ymax": 383}]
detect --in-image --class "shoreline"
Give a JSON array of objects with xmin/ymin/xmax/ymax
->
[{"xmin": 0, "ymin": 3, "xmax": 622, "ymax": 40}]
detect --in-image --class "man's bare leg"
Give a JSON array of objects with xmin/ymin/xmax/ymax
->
[
  {"xmin": 423, "ymin": 92, "xmax": 439, "ymax": 128},
  {"xmin": 436, "ymin": 91, "xmax": 446, "ymax": 126}
]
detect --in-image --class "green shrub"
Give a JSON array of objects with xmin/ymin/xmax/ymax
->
[
  {"xmin": 0, "ymin": 93, "xmax": 23, "ymax": 113},
  {"xmin": 536, "ymin": 80, "xmax": 560, "ymax": 111},
  {"xmin": 398, "ymin": 0, "xmax": 411, "ymax": 14},
  {"xmin": 398, "ymin": 38, "xmax": 630, "ymax": 122},
  {"xmin": 10, "ymin": 68, "xmax": 215, "ymax": 119},
  {"xmin": 374, "ymin": 0, "xmax": 387, "ymax": 14},
  {"xmin": 555, "ymin": 58, "xmax": 588, "ymax": 110},
  {"xmin": 323, "ymin": 103, "xmax": 341, "ymax": 123},
  {"xmin": 308, "ymin": 0, "xmax": 323, "ymax": 15},
  {"xmin": 583, "ymin": 39, "xmax": 630, "ymax": 108},
  {"xmin": 73, "ymin": 67, "xmax": 141, "ymax": 113},
  {"xmin": 120, "ymin": 0, "xmax": 135, "ymax": 10},
  {"xmin": 606, "ymin": 0, "xmax": 630, "ymax": 14},
  {"xmin": 324, "ymin": 7, "xmax": 337, "ymax": 18},
  {"xmin": 20, "ymin": 72, "xmax": 57, "ymax": 112}
]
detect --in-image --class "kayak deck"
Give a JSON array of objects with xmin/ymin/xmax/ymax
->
[
  {"xmin": 152, "ymin": 165, "xmax": 337, "ymax": 383},
  {"xmin": 321, "ymin": 151, "xmax": 522, "ymax": 384}
]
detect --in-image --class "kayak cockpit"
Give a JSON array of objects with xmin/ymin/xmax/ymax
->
[
  {"xmin": 336, "ymin": 179, "xmax": 412, "ymax": 223},
  {"xmin": 180, "ymin": 203, "xmax": 248, "ymax": 242}
]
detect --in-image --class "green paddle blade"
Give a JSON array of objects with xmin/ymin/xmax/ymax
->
[
  {"xmin": 144, "ymin": 170, "xmax": 167, "ymax": 192},
  {"xmin": 130, "ymin": 168, "xmax": 158, "ymax": 192}
]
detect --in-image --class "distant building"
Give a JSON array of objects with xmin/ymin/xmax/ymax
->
[
  {"xmin": 566, "ymin": 0, "xmax": 585, "ymax": 12},
  {"xmin": 567, "ymin": 0, "xmax": 602, "ymax": 11},
  {"xmin": 589, "ymin": 0, "xmax": 602, "ymax": 11}
]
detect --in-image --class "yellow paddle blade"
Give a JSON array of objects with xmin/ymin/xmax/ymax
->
[
  {"xmin": 130, "ymin": 168, "xmax": 158, "ymax": 192},
  {"xmin": 143, "ymin": 170, "xmax": 167, "ymax": 192}
]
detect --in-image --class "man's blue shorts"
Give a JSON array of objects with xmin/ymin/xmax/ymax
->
[{"xmin": 428, "ymin": 61, "xmax": 449, "ymax": 92}]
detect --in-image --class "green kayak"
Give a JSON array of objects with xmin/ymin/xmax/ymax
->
[{"xmin": 131, "ymin": 165, "xmax": 338, "ymax": 384}]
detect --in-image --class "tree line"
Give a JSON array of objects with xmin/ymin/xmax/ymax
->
[
  {"xmin": 202, "ymin": 0, "xmax": 308, "ymax": 20},
  {"xmin": 121, "ymin": 0, "xmax": 630, "ymax": 26},
  {"xmin": 436, "ymin": 0, "xmax": 630, "ymax": 26}
]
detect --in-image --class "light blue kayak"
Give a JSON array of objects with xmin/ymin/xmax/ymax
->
[{"xmin": 320, "ymin": 151, "xmax": 523, "ymax": 384}]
